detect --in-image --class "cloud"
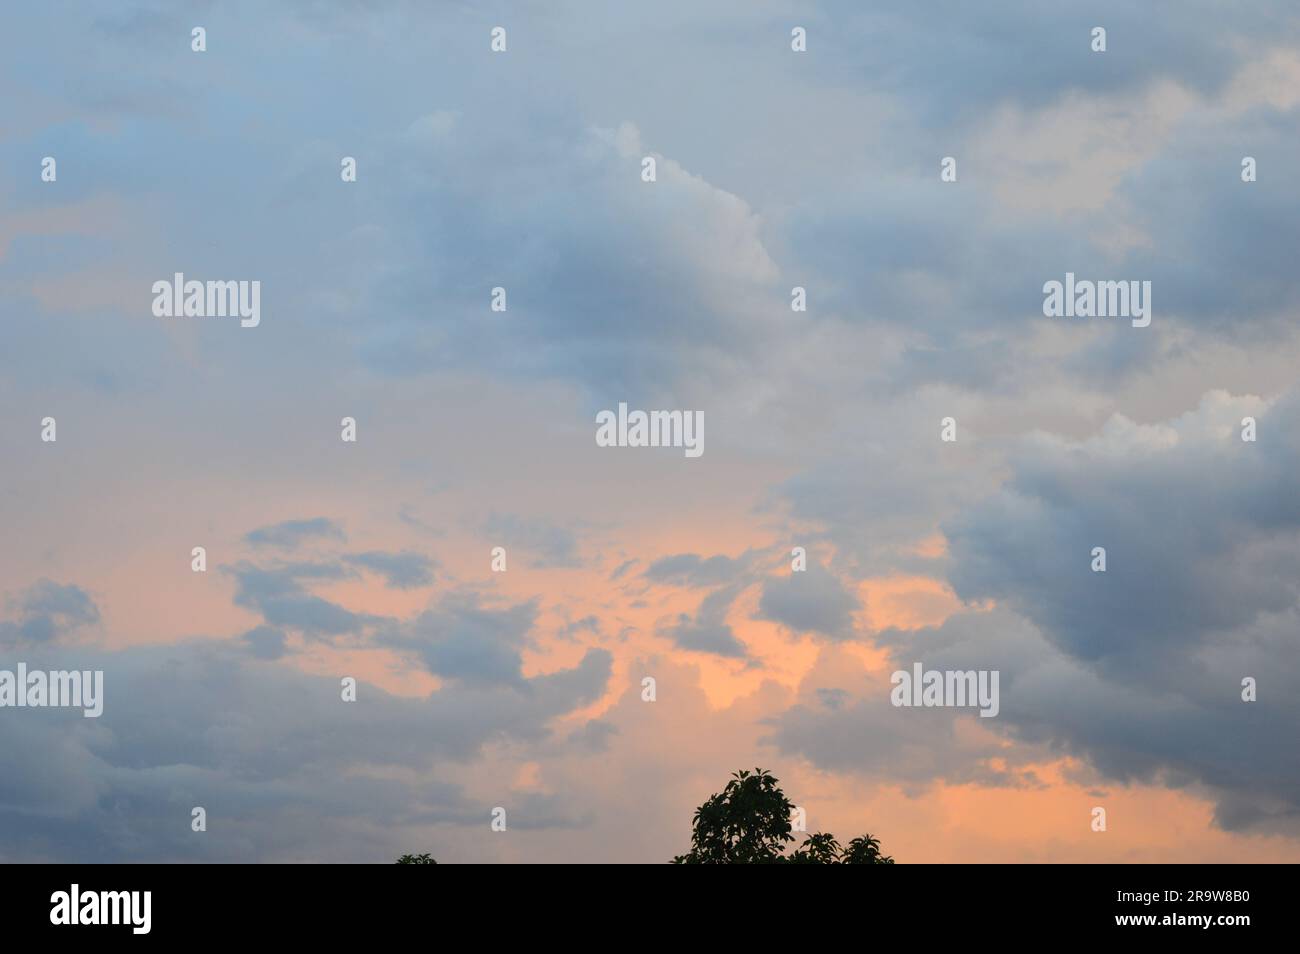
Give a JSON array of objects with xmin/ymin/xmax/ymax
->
[
  {"xmin": 225, "ymin": 561, "xmax": 378, "ymax": 641},
  {"xmin": 756, "ymin": 564, "xmax": 861, "ymax": 640},
  {"xmin": 483, "ymin": 514, "xmax": 581, "ymax": 569},
  {"xmin": 878, "ymin": 604, "xmax": 1300, "ymax": 835},
  {"xmin": 944, "ymin": 390, "xmax": 1300, "ymax": 670},
  {"xmin": 0, "ymin": 581, "xmax": 99, "ymax": 647},
  {"xmin": 558, "ymin": 615, "xmax": 602, "ymax": 639},
  {"xmin": 810, "ymin": 0, "xmax": 1283, "ymax": 124},
  {"xmin": 343, "ymin": 550, "xmax": 434, "ymax": 589},
  {"xmin": 566, "ymin": 719, "xmax": 619, "ymax": 754},
  {"xmin": 335, "ymin": 114, "xmax": 789, "ymax": 400},
  {"xmin": 657, "ymin": 584, "xmax": 748, "ymax": 658},
  {"xmin": 244, "ymin": 518, "xmax": 347, "ymax": 549},
  {"xmin": 644, "ymin": 551, "xmax": 752, "ymax": 588},
  {"xmin": 769, "ymin": 391, "xmax": 1300, "ymax": 833},
  {"xmin": 241, "ymin": 625, "xmax": 287, "ymax": 660},
  {"xmin": 608, "ymin": 559, "xmax": 637, "ymax": 582},
  {"xmin": 6, "ymin": 0, "xmax": 1300, "ymax": 862},
  {"xmin": 764, "ymin": 638, "xmax": 1042, "ymax": 792},
  {"xmin": 0, "ymin": 638, "xmax": 610, "ymax": 861},
  {"xmin": 387, "ymin": 592, "xmax": 541, "ymax": 689},
  {"xmin": 927, "ymin": 391, "xmax": 1300, "ymax": 832}
]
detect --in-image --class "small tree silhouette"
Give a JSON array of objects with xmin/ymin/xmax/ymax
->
[
  {"xmin": 395, "ymin": 853, "xmax": 437, "ymax": 864},
  {"xmin": 671, "ymin": 768, "xmax": 894, "ymax": 864}
]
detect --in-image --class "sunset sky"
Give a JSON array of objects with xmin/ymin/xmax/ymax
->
[{"xmin": 3, "ymin": 1, "xmax": 1300, "ymax": 862}]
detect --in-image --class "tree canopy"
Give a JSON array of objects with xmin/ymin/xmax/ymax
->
[
  {"xmin": 671, "ymin": 768, "xmax": 895, "ymax": 864},
  {"xmin": 394, "ymin": 768, "xmax": 893, "ymax": 864}
]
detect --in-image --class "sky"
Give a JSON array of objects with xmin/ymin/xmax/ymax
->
[{"xmin": 2, "ymin": 0, "xmax": 1300, "ymax": 862}]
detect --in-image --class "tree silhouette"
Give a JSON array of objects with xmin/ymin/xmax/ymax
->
[
  {"xmin": 671, "ymin": 768, "xmax": 895, "ymax": 864},
  {"xmin": 395, "ymin": 853, "xmax": 437, "ymax": 864}
]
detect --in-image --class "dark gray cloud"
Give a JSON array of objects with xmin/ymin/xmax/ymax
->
[
  {"xmin": 774, "ymin": 404, "xmax": 1000, "ymax": 575},
  {"xmin": 756, "ymin": 564, "xmax": 860, "ymax": 640},
  {"xmin": 387, "ymin": 592, "xmax": 540, "ymax": 689},
  {"xmin": 0, "ymin": 581, "xmax": 99, "ymax": 646},
  {"xmin": 931, "ymin": 389, "xmax": 1300, "ymax": 831},
  {"xmin": 770, "ymin": 391, "xmax": 1300, "ymax": 833},
  {"xmin": 816, "ymin": 687, "xmax": 849, "ymax": 711},
  {"xmin": 7, "ymin": 0, "xmax": 1296, "ymax": 417},
  {"xmin": 644, "ymin": 551, "xmax": 752, "ymax": 588},
  {"xmin": 558, "ymin": 615, "xmax": 602, "ymax": 640},
  {"xmin": 1110, "ymin": 115, "xmax": 1300, "ymax": 336},
  {"xmin": 244, "ymin": 518, "xmax": 346, "ymax": 549},
  {"xmin": 765, "ymin": 633, "xmax": 1044, "ymax": 792},
  {"xmin": 768, "ymin": 694, "xmax": 1041, "ymax": 792},
  {"xmin": 944, "ymin": 392, "xmax": 1300, "ymax": 670},
  {"xmin": 813, "ymin": 0, "xmax": 1292, "ymax": 123},
  {"xmin": 225, "ymin": 561, "xmax": 378, "ymax": 641},
  {"xmin": 566, "ymin": 719, "xmax": 619, "ymax": 754},
  {"xmin": 608, "ymin": 559, "xmax": 637, "ymax": 582},
  {"xmin": 343, "ymin": 550, "xmax": 435, "ymax": 589},
  {"xmin": 0, "ymin": 636, "xmax": 610, "ymax": 861},
  {"xmin": 895, "ymin": 339, "xmax": 1020, "ymax": 394},
  {"xmin": 483, "ymin": 514, "xmax": 582, "ymax": 569},
  {"xmin": 241, "ymin": 625, "xmax": 287, "ymax": 660},
  {"xmin": 657, "ymin": 584, "xmax": 748, "ymax": 658},
  {"xmin": 886, "ymin": 606, "xmax": 1300, "ymax": 835},
  {"xmin": 836, "ymin": 392, "xmax": 1300, "ymax": 832}
]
